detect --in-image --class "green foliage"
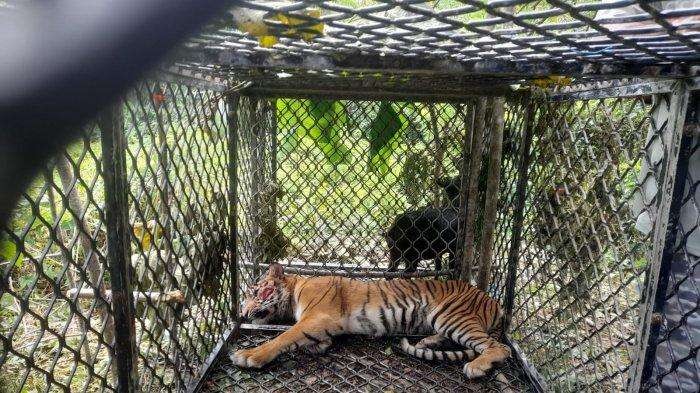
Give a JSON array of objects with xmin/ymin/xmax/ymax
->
[
  {"xmin": 307, "ymin": 99, "xmax": 350, "ymax": 164},
  {"xmin": 0, "ymin": 238, "xmax": 19, "ymax": 266},
  {"xmin": 367, "ymin": 102, "xmax": 407, "ymax": 173},
  {"xmin": 277, "ymin": 98, "xmax": 350, "ymax": 165},
  {"xmin": 278, "ymin": 99, "xmax": 413, "ymax": 173}
]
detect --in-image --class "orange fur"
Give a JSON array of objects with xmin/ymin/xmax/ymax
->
[{"xmin": 232, "ymin": 264, "xmax": 510, "ymax": 378}]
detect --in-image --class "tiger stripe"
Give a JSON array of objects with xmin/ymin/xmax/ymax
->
[
  {"xmin": 234, "ymin": 264, "xmax": 511, "ymax": 378},
  {"xmin": 399, "ymin": 337, "xmax": 476, "ymax": 362}
]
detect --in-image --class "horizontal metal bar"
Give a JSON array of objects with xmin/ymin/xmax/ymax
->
[
  {"xmin": 156, "ymin": 69, "xmax": 229, "ymax": 92},
  {"xmin": 244, "ymin": 86, "xmax": 512, "ymax": 102},
  {"xmin": 182, "ymin": 49, "xmax": 694, "ymax": 79},
  {"xmin": 548, "ymin": 78, "xmax": 678, "ymax": 101},
  {"xmin": 242, "ymin": 261, "xmax": 454, "ymax": 278},
  {"xmin": 238, "ymin": 323, "xmax": 433, "ymax": 338}
]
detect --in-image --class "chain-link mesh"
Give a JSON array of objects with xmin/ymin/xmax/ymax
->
[
  {"xmin": 177, "ymin": 0, "xmax": 700, "ymax": 87},
  {"xmin": 1, "ymin": 126, "xmax": 116, "ymax": 392},
  {"xmin": 203, "ymin": 327, "xmax": 531, "ymax": 392},
  {"xmin": 489, "ymin": 95, "xmax": 529, "ymax": 302},
  {"xmin": 209, "ymin": 95, "xmax": 535, "ymax": 391},
  {"xmin": 121, "ymin": 82, "xmax": 234, "ymax": 390},
  {"xmin": 507, "ymin": 92, "xmax": 675, "ymax": 391},
  {"xmin": 234, "ymin": 97, "xmax": 479, "ymax": 291},
  {"xmin": 0, "ymin": 81, "xmax": 234, "ymax": 392},
  {"xmin": 645, "ymin": 94, "xmax": 699, "ymax": 392}
]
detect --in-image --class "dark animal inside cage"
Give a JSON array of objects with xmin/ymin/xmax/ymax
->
[{"xmin": 385, "ymin": 176, "xmax": 461, "ymax": 274}]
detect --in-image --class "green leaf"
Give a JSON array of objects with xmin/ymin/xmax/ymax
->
[
  {"xmin": 277, "ymin": 99, "xmax": 303, "ymax": 154},
  {"xmin": 368, "ymin": 102, "xmax": 402, "ymax": 157},
  {"xmin": 277, "ymin": 98, "xmax": 349, "ymax": 165},
  {"xmin": 367, "ymin": 102, "xmax": 405, "ymax": 172},
  {"xmin": 19, "ymin": 275, "xmax": 35, "ymax": 290},
  {"xmin": 0, "ymin": 239, "xmax": 21, "ymax": 268},
  {"xmin": 304, "ymin": 99, "xmax": 349, "ymax": 165}
]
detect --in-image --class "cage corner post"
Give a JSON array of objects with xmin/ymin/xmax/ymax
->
[
  {"xmin": 502, "ymin": 92, "xmax": 537, "ymax": 332},
  {"xmin": 627, "ymin": 82, "xmax": 694, "ymax": 391},
  {"xmin": 226, "ymin": 92, "xmax": 240, "ymax": 320},
  {"xmin": 460, "ymin": 97, "xmax": 488, "ymax": 282},
  {"xmin": 477, "ymin": 96, "xmax": 506, "ymax": 291},
  {"xmin": 99, "ymin": 102, "xmax": 138, "ymax": 392}
]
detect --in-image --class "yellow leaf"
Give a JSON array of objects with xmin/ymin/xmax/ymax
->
[
  {"xmin": 531, "ymin": 75, "xmax": 573, "ymax": 88},
  {"xmin": 132, "ymin": 220, "xmax": 162, "ymax": 250},
  {"xmin": 259, "ymin": 35, "xmax": 278, "ymax": 48},
  {"xmin": 272, "ymin": 9, "xmax": 324, "ymax": 42}
]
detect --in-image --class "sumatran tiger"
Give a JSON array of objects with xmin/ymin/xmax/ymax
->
[{"xmin": 231, "ymin": 263, "xmax": 510, "ymax": 378}]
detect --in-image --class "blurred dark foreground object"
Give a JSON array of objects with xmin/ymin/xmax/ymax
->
[{"xmin": 0, "ymin": 0, "xmax": 232, "ymax": 228}]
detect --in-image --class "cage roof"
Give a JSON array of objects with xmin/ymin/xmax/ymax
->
[{"xmin": 171, "ymin": 1, "xmax": 700, "ymax": 94}]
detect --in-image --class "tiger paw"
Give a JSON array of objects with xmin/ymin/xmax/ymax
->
[
  {"xmin": 305, "ymin": 340, "xmax": 331, "ymax": 354},
  {"xmin": 231, "ymin": 348, "xmax": 270, "ymax": 368},
  {"xmin": 463, "ymin": 358, "xmax": 490, "ymax": 379}
]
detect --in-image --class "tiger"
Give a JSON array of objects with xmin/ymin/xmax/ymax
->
[{"xmin": 231, "ymin": 263, "xmax": 511, "ymax": 379}]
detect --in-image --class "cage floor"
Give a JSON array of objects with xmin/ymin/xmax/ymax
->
[{"xmin": 202, "ymin": 328, "xmax": 534, "ymax": 392}]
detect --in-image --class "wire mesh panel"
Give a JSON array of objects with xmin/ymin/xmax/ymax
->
[
  {"xmin": 0, "ymin": 127, "xmax": 116, "ymax": 391},
  {"xmin": 203, "ymin": 327, "xmax": 532, "ymax": 392},
  {"xmin": 0, "ymin": 80, "xmax": 234, "ymax": 392},
  {"xmin": 177, "ymin": 0, "xmax": 700, "ymax": 89},
  {"xmin": 489, "ymin": 95, "xmax": 530, "ymax": 302},
  {"xmin": 507, "ymin": 91, "xmax": 678, "ymax": 391},
  {"xmin": 234, "ymin": 97, "xmax": 478, "ymax": 288},
  {"xmin": 121, "ymin": 82, "xmax": 234, "ymax": 390},
  {"xmin": 645, "ymin": 93, "xmax": 699, "ymax": 392}
]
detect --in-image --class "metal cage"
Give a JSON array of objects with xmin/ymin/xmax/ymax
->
[{"xmin": 1, "ymin": 1, "xmax": 700, "ymax": 392}]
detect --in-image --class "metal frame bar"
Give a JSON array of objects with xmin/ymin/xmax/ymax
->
[
  {"xmin": 628, "ymin": 83, "xmax": 692, "ymax": 391},
  {"xmin": 98, "ymin": 103, "xmax": 138, "ymax": 391},
  {"xmin": 503, "ymin": 93, "xmax": 537, "ymax": 331},
  {"xmin": 186, "ymin": 326, "xmax": 240, "ymax": 393},
  {"xmin": 182, "ymin": 46, "xmax": 694, "ymax": 80},
  {"xmin": 227, "ymin": 93, "xmax": 240, "ymax": 320},
  {"xmin": 155, "ymin": 71, "xmax": 229, "ymax": 93},
  {"xmin": 243, "ymin": 87, "xmax": 512, "ymax": 103},
  {"xmin": 505, "ymin": 337, "xmax": 548, "ymax": 392},
  {"xmin": 548, "ymin": 79, "xmax": 678, "ymax": 101}
]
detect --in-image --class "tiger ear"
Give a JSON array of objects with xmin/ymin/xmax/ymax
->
[{"xmin": 267, "ymin": 263, "xmax": 285, "ymax": 280}]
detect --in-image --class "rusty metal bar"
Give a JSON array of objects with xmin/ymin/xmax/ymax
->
[{"xmin": 98, "ymin": 103, "xmax": 138, "ymax": 392}]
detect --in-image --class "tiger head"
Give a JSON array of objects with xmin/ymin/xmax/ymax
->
[{"xmin": 240, "ymin": 263, "xmax": 292, "ymax": 324}]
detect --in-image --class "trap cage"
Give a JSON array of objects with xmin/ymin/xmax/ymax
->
[{"xmin": 2, "ymin": 1, "xmax": 700, "ymax": 392}]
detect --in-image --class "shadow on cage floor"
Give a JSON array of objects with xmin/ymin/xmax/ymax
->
[{"xmin": 202, "ymin": 328, "xmax": 534, "ymax": 392}]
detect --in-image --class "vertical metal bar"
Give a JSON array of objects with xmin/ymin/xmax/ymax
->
[
  {"xmin": 456, "ymin": 102, "xmax": 475, "ymax": 279},
  {"xmin": 503, "ymin": 94, "xmax": 537, "ymax": 332},
  {"xmin": 628, "ymin": 83, "xmax": 692, "ymax": 391},
  {"xmin": 250, "ymin": 97, "xmax": 263, "ymax": 278},
  {"xmin": 428, "ymin": 102, "xmax": 443, "ymax": 207},
  {"xmin": 269, "ymin": 99, "xmax": 278, "ymax": 226},
  {"xmin": 226, "ymin": 93, "xmax": 240, "ymax": 318},
  {"xmin": 460, "ymin": 97, "xmax": 487, "ymax": 282},
  {"xmin": 477, "ymin": 97, "xmax": 506, "ymax": 291},
  {"xmin": 99, "ymin": 103, "xmax": 138, "ymax": 392}
]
